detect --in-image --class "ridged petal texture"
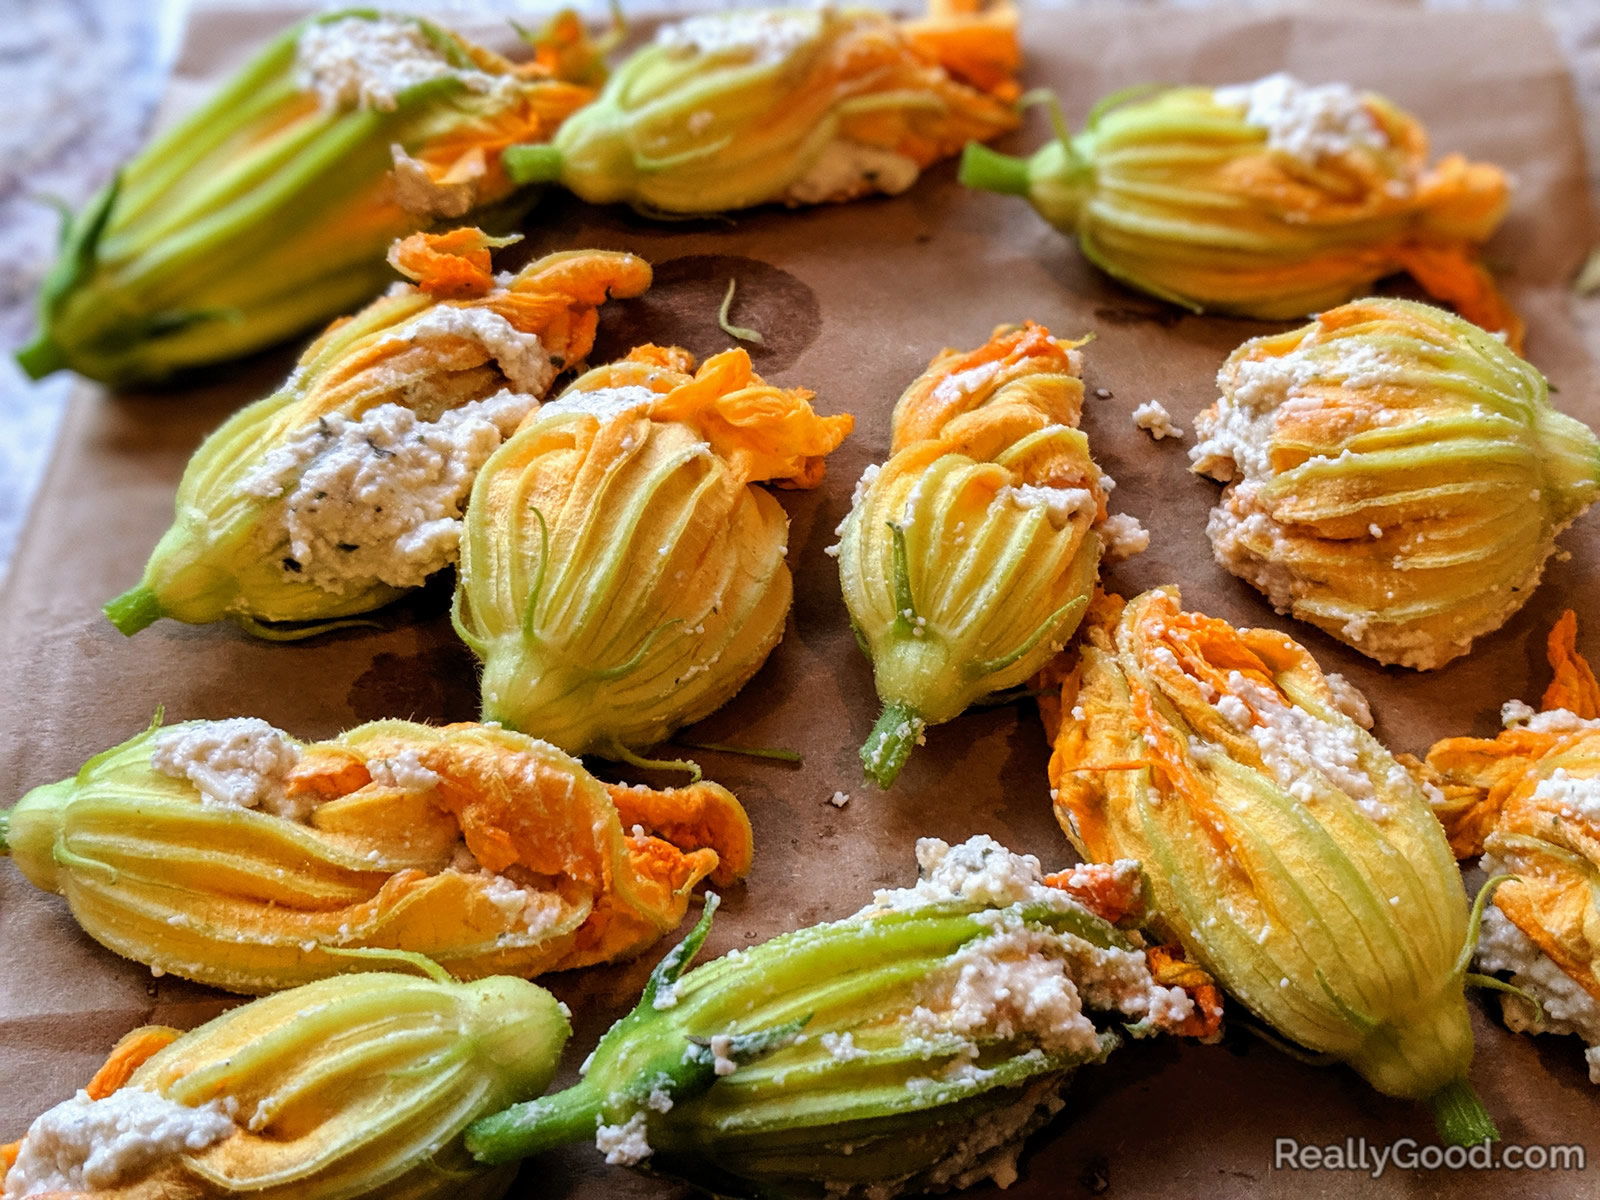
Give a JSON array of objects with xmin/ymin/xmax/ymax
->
[
  {"xmin": 2, "ymin": 716, "xmax": 752, "ymax": 993},
  {"xmin": 1417, "ymin": 613, "xmax": 1600, "ymax": 1078},
  {"xmin": 466, "ymin": 836, "xmax": 1204, "ymax": 1199},
  {"xmin": 502, "ymin": 0, "xmax": 1020, "ymax": 212},
  {"xmin": 1189, "ymin": 298, "xmax": 1600, "ymax": 669},
  {"xmin": 18, "ymin": 11, "xmax": 599, "ymax": 385},
  {"xmin": 837, "ymin": 322, "xmax": 1106, "ymax": 787},
  {"xmin": 107, "ymin": 231, "xmax": 652, "ymax": 638},
  {"xmin": 0, "ymin": 971, "xmax": 569, "ymax": 1199},
  {"xmin": 960, "ymin": 75, "xmax": 1519, "ymax": 342},
  {"xmin": 454, "ymin": 345, "xmax": 852, "ymax": 756},
  {"xmin": 1043, "ymin": 588, "xmax": 1484, "ymax": 1120}
]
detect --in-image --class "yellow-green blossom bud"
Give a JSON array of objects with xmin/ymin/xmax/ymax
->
[
  {"xmin": 503, "ymin": 4, "xmax": 1022, "ymax": 213},
  {"xmin": 838, "ymin": 323, "xmax": 1108, "ymax": 788},
  {"xmin": 1190, "ymin": 298, "xmax": 1600, "ymax": 669},
  {"xmin": 960, "ymin": 75, "xmax": 1520, "ymax": 343},
  {"xmin": 17, "ymin": 11, "xmax": 599, "ymax": 386},
  {"xmin": 103, "ymin": 233, "xmax": 651, "ymax": 639},
  {"xmin": 454, "ymin": 345, "xmax": 851, "ymax": 757},
  {"xmin": 467, "ymin": 836, "xmax": 1198, "ymax": 1197},
  {"xmin": 0, "ymin": 969, "xmax": 568, "ymax": 1199}
]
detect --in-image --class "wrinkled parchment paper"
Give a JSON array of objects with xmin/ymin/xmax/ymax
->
[{"xmin": 3, "ymin": 4, "xmax": 1597, "ymax": 1195}]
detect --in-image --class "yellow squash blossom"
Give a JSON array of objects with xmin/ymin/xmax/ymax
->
[
  {"xmin": 838, "ymin": 323, "xmax": 1118, "ymax": 788},
  {"xmin": 961, "ymin": 74, "xmax": 1519, "ymax": 343},
  {"xmin": 454, "ymin": 345, "xmax": 852, "ymax": 757},
  {"xmin": 1044, "ymin": 587, "xmax": 1494, "ymax": 1143},
  {"xmin": 1418, "ymin": 612, "xmax": 1600, "ymax": 1081},
  {"xmin": 1189, "ymin": 298, "xmax": 1600, "ymax": 669},
  {"xmin": 18, "ymin": 10, "xmax": 600, "ymax": 386},
  {"xmin": 502, "ymin": 0, "xmax": 1021, "ymax": 213},
  {"xmin": 2, "ymin": 716, "xmax": 752, "ymax": 993},
  {"xmin": 0, "ymin": 970, "xmax": 568, "ymax": 1199},
  {"xmin": 105, "ymin": 230, "xmax": 652, "ymax": 639}
]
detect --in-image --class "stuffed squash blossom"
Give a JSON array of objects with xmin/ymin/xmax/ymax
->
[
  {"xmin": 18, "ymin": 10, "xmax": 600, "ymax": 386},
  {"xmin": 0, "ymin": 970, "xmax": 568, "ymax": 1200},
  {"xmin": 106, "ymin": 230, "xmax": 651, "ymax": 639},
  {"xmin": 2, "ymin": 715, "xmax": 751, "ymax": 993},
  {"xmin": 1189, "ymin": 298, "xmax": 1600, "ymax": 669},
  {"xmin": 469, "ymin": 836, "xmax": 1211, "ymax": 1197},
  {"xmin": 961, "ymin": 74, "xmax": 1519, "ymax": 344},
  {"xmin": 838, "ymin": 322, "xmax": 1127, "ymax": 788},
  {"xmin": 1418, "ymin": 612, "xmax": 1600, "ymax": 1081},
  {"xmin": 502, "ymin": 0, "xmax": 1022, "ymax": 212},
  {"xmin": 454, "ymin": 344, "xmax": 852, "ymax": 758},
  {"xmin": 1043, "ymin": 587, "xmax": 1495, "ymax": 1143}
]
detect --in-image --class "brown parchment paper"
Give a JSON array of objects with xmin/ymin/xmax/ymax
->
[{"xmin": 3, "ymin": 4, "xmax": 1598, "ymax": 1196}]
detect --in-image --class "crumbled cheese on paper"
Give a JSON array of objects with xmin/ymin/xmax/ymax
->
[{"xmin": 1132, "ymin": 401, "xmax": 1183, "ymax": 441}]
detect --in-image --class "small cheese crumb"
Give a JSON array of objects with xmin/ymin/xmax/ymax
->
[
  {"xmin": 829, "ymin": 791, "xmax": 851, "ymax": 808},
  {"xmin": 709, "ymin": 1034, "xmax": 738, "ymax": 1076},
  {"xmin": 1097, "ymin": 513, "xmax": 1150, "ymax": 563},
  {"xmin": 594, "ymin": 1111, "xmax": 652, "ymax": 1166},
  {"xmin": 1132, "ymin": 401, "xmax": 1183, "ymax": 441}
]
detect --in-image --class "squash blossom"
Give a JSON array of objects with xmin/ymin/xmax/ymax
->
[
  {"xmin": 837, "ymin": 322, "xmax": 1116, "ymax": 789},
  {"xmin": 1417, "ymin": 611, "xmax": 1600, "ymax": 1081},
  {"xmin": 1, "ymin": 714, "xmax": 752, "ymax": 993},
  {"xmin": 466, "ymin": 835, "xmax": 1206, "ymax": 1197},
  {"xmin": 1188, "ymin": 298, "xmax": 1600, "ymax": 670},
  {"xmin": 454, "ymin": 344, "xmax": 853, "ymax": 757},
  {"xmin": 501, "ymin": 0, "xmax": 1022, "ymax": 213},
  {"xmin": 17, "ymin": 10, "xmax": 604, "ymax": 388},
  {"xmin": 0, "ymin": 969, "xmax": 568, "ymax": 1199},
  {"xmin": 960, "ymin": 74, "xmax": 1520, "ymax": 344},
  {"xmin": 1043, "ymin": 586, "xmax": 1497, "ymax": 1143},
  {"xmin": 104, "ymin": 230, "xmax": 652, "ymax": 640}
]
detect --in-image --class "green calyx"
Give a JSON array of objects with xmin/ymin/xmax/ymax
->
[
  {"xmin": 104, "ymin": 585, "xmax": 165, "ymax": 636},
  {"xmin": 860, "ymin": 703, "xmax": 925, "ymax": 789},
  {"xmin": 503, "ymin": 144, "xmax": 565, "ymax": 185}
]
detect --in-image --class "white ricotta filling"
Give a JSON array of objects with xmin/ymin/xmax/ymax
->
[
  {"xmin": 540, "ymin": 384, "xmax": 661, "ymax": 423},
  {"xmin": 365, "ymin": 749, "xmax": 442, "ymax": 793},
  {"xmin": 149, "ymin": 718, "xmax": 303, "ymax": 818},
  {"xmin": 931, "ymin": 360, "xmax": 1004, "ymax": 407},
  {"xmin": 594, "ymin": 1111, "xmax": 652, "ymax": 1166},
  {"xmin": 1213, "ymin": 73, "xmax": 1387, "ymax": 164},
  {"xmin": 1097, "ymin": 512, "xmax": 1150, "ymax": 563},
  {"xmin": 1323, "ymin": 672, "xmax": 1375, "ymax": 730},
  {"xmin": 390, "ymin": 144, "xmax": 482, "ymax": 219},
  {"xmin": 994, "ymin": 482, "xmax": 1096, "ymax": 532},
  {"xmin": 656, "ymin": 9, "xmax": 820, "ymax": 61},
  {"xmin": 1217, "ymin": 670, "xmax": 1406, "ymax": 821},
  {"xmin": 3, "ymin": 1088, "xmax": 235, "ymax": 1198},
  {"xmin": 1531, "ymin": 766, "xmax": 1600, "ymax": 823},
  {"xmin": 1475, "ymin": 864, "xmax": 1600, "ymax": 1083},
  {"xmin": 1132, "ymin": 401, "xmax": 1183, "ymax": 441},
  {"xmin": 296, "ymin": 16, "xmax": 507, "ymax": 114},
  {"xmin": 786, "ymin": 140, "xmax": 921, "ymax": 206},
  {"xmin": 244, "ymin": 387, "xmax": 538, "ymax": 596},
  {"xmin": 1502, "ymin": 701, "xmax": 1600, "ymax": 735}
]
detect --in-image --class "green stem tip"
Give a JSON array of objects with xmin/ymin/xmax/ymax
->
[
  {"xmin": 959, "ymin": 141, "xmax": 1032, "ymax": 197},
  {"xmin": 859, "ymin": 703, "xmax": 925, "ymax": 790},
  {"xmin": 15, "ymin": 330, "xmax": 67, "ymax": 381},
  {"xmin": 502, "ymin": 144, "xmax": 565, "ymax": 186},
  {"xmin": 0, "ymin": 811, "xmax": 11, "ymax": 855},
  {"xmin": 1427, "ymin": 1077, "xmax": 1499, "ymax": 1147},
  {"xmin": 104, "ymin": 585, "xmax": 164, "ymax": 637}
]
